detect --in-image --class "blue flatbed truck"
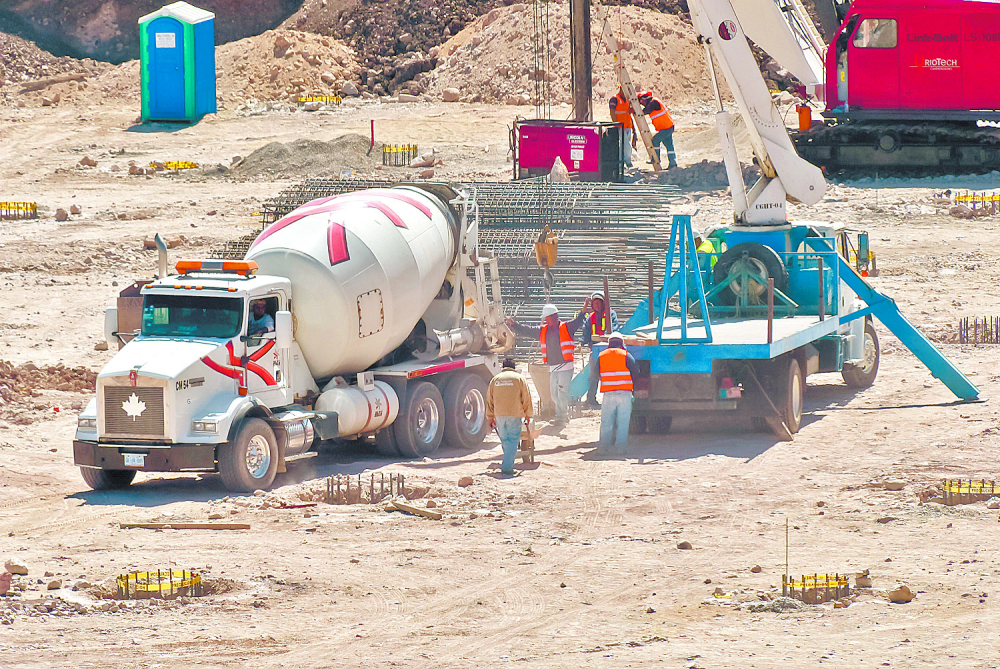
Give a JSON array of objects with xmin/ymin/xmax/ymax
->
[{"xmin": 582, "ymin": 214, "xmax": 979, "ymax": 440}]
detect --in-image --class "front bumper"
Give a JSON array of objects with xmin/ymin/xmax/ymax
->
[{"xmin": 73, "ymin": 441, "xmax": 217, "ymax": 472}]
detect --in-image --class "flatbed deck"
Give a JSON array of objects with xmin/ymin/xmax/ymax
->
[{"xmin": 630, "ymin": 315, "xmax": 841, "ymax": 373}]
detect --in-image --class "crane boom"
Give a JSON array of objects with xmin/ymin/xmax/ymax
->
[{"xmin": 689, "ymin": 0, "xmax": 826, "ymax": 225}]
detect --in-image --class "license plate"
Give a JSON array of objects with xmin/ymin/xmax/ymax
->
[{"xmin": 123, "ymin": 453, "xmax": 145, "ymax": 467}]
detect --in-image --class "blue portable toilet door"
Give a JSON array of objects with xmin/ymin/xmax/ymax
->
[{"xmin": 147, "ymin": 17, "xmax": 185, "ymax": 119}]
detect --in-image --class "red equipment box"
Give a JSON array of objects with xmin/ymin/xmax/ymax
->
[{"xmin": 514, "ymin": 120, "xmax": 623, "ymax": 181}]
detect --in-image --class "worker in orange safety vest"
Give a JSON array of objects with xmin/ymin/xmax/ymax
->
[
  {"xmin": 609, "ymin": 88, "xmax": 636, "ymax": 168},
  {"xmin": 638, "ymin": 91, "xmax": 678, "ymax": 169},
  {"xmin": 590, "ymin": 333, "xmax": 639, "ymax": 454},
  {"xmin": 506, "ymin": 303, "xmax": 587, "ymax": 428}
]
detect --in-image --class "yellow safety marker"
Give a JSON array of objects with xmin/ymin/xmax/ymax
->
[
  {"xmin": 151, "ymin": 161, "xmax": 199, "ymax": 170},
  {"xmin": 297, "ymin": 95, "xmax": 342, "ymax": 104},
  {"xmin": 115, "ymin": 569, "xmax": 203, "ymax": 599},
  {"xmin": 0, "ymin": 202, "xmax": 38, "ymax": 220}
]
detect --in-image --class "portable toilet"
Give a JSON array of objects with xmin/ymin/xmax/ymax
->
[{"xmin": 139, "ymin": 2, "xmax": 216, "ymax": 123}]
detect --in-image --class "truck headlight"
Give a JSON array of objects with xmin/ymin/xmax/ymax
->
[
  {"xmin": 191, "ymin": 421, "xmax": 219, "ymax": 434},
  {"xmin": 77, "ymin": 417, "xmax": 97, "ymax": 429}
]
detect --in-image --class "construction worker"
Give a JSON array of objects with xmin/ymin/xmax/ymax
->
[
  {"xmin": 590, "ymin": 333, "xmax": 638, "ymax": 454},
  {"xmin": 609, "ymin": 88, "xmax": 635, "ymax": 168},
  {"xmin": 506, "ymin": 304, "xmax": 587, "ymax": 428},
  {"xmin": 692, "ymin": 227, "xmax": 717, "ymax": 271},
  {"xmin": 638, "ymin": 91, "xmax": 677, "ymax": 169},
  {"xmin": 582, "ymin": 291, "xmax": 619, "ymax": 408},
  {"xmin": 486, "ymin": 358, "xmax": 533, "ymax": 476}
]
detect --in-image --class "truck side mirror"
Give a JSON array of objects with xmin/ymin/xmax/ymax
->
[
  {"xmin": 104, "ymin": 306, "xmax": 119, "ymax": 348},
  {"xmin": 276, "ymin": 311, "xmax": 293, "ymax": 349}
]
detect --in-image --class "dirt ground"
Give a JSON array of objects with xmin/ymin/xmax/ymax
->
[{"xmin": 2, "ymin": 98, "xmax": 1000, "ymax": 668}]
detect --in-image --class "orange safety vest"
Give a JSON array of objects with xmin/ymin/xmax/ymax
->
[
  {"xmin": 646, "ymin": 97, "xmax": 674, "ymax": 131},
  {"xmin": 541, "ymin": 322, "xmax": 575, "ymax": 364},
  {"xmin": 613, "ymin": 93, "xmax": 634, "ymax": 130},
  {"xmin": 598, "ymin": 347, "xmax": 633, "ymax": 393}
]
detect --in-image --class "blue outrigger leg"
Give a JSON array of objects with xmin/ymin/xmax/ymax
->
[{"xmin": 836, "ymin": 257, "xmax": 980, "ymax": 401}]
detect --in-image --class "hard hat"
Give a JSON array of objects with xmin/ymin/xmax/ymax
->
[
  {"xmin": 691, "ymin": 226, "xmax": 703, "ymax": 239},
  {"xmin": 541, "ymin": 304, "xmax": 559, "ymax": 318},
  {"xmin": 590, "ymin": 291, "xmax": 605, "ymax": 302},
  {"xmin": 608, "ymin": 333, "xmax": 625, "ymax": 344}
]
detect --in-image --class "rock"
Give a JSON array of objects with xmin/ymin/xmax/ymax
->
[
  {"xmin": 341, "ymin": 81, "xmax": 359, "ymax": 97},
  {"xmin": 986, "ymin": 496, "xmax": 1000, "ymax": 509},
  {"xmin": 442, "ymin": 87, "xmax": 461, "ymax": 102},
  {"xmin": 876, "ymin": 516, "xmax": 897, "ymax": 524},
  {"xmin": 47, "ymin": 579, "xmax": 62, "ymax": 590},
  {"xmin": 950, "ymin": 204, "xmax": 973, "ymax": 219},
  {"xmin": 750, "ymin": 565, "xmax": 762, "ymax": 573},
  {"xmin": 54, "ymin": 208, "xmax": 69, "ymax": 221},
  {"xmin": 254, "ymin": 489, "xmax": 266, "ymax": 497},
  {"xmin": 79, "ymin": 156, "xmax": 97, "ymax": 167},
  {"xmin": 883, "ymin": 479, "xmax": 906, "ymax": 491},
  {"xmin": 110, "ymin": 164, "xmax": 121, "ymax": 172},
  {"xmin": 94, "ymin": 342, "xmax": 109, "ymax": 351},
  {"xmin": 419, "ymin": 168, "xmax": 435, "ymax": 179},
  {"xmin": 398, "ymin": 93, "xmax": 420, "ymax": 103},
  {"xmin": 549, "ymin": 156, "xmax": 570, "ymax": 183},
  {"xmin": 208, "ymin": 512, "xmax": 225, "ymax": 520},
  {"xmin": 128, "ymin": 165, "xmax": 144, "ymax": 175},
  {"xmin": 458, "ymin": 476, "xmax": 474, "ymax": 487},
  {"xmin": 44, "ymin": 571, "xmax": 54, "ymax": 578},
  {"xmin": 69, "ymin": 204, "xmax": 81, "ymax": 215},
  {"xmin": 888, "ymin": 584, "xmax": 914, "ymax": 603},
  {"xmin": 303, "ymin": 101, "xmax": 322, "ymax": 111},
  {"xmin": 0, "ymin": 572, "xmax": 10, "ymax": 595},
  {"xmin": 71, "ymin": 579, "xmax": 91, "ymax": 591},
  {"xmin": 677, "ymin": 541, "xmax": 693, "ymax": 550},
  {"xmin": 506, "ymin": 94, "xmax": 529, "ymax": 105},
  {"xmin": 425, "ymin": 500, "xmax": 437, "ymax": 508},
  {"xmin": 321, "ymin": 72, "xmax": 336, "ymax": 85},
  {"xmin": 41, "ymin": 97, "xmax": 53, "ymax": 106}
]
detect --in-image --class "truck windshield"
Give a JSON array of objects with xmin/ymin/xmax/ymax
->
[{"xmin": 141, "ymin": 294, "xmax": 244, "ymax": 338}]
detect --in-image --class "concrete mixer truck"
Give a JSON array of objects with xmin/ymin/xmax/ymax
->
[{"xmin": 73, "ymin": 184, "xmax": 513, "ymax": 492}]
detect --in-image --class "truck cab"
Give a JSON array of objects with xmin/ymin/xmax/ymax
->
[{"xmin": 74, "ymin": 260, "xmax": 318, "ymax": 492}]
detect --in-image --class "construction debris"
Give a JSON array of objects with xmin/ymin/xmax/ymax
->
[
  {"xmin": 387, "ymin": 500, "xmax": 443, "ymax": 520},
  {"xmin": 3, "ymin": 559, "xmax": 27, "ymax": 576},
  {"xmin": 324, "ymin": 472, "xmax": 405, "ymax": 504},
  {"xmin": 118, "ymin": 523, "xmax": 251, "ymax": 530}
]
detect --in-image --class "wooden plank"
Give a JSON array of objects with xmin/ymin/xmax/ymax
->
[
  {"xmin": 19, "ymin": 73, "xmax": 86, "ymax": 93},
  {"xmin": 387, "ymin": 501, "xmax": 442, "ymax": 520},
  {"xmin": 119, "ymin": 522, "xmax": 251, "ymax": 530}
]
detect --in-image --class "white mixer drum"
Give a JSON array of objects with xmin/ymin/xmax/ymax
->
[{"xmin": 245, "ymin": 187, "xmax": 459, "ymax": 379}]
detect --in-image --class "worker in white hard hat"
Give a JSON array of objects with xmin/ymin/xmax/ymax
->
[
  {"xmin": 506, "ymin": 303, "xmax": 587, "ymax": 428},
  {"xmin": 590, "ymin": 333, "xmax": 638, "ymax": 455},
  {"xmin": 582, "ymin": 291, "xmax": 619, "ymax": 408},
  {"xmin": 692, "ymin": 227, "xmax": 717, "ymax": 271}
]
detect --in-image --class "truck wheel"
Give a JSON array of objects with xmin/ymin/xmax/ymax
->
[
  {"xmin": 629, "ymin": 413, "xmax": 647, "ymax": 435},
  {"xmin": 219, "ymin": 418, "xmax": 278, "ymax": 492},
  {"xmin": 764, "ymin": 358, "xmax": 803, "ymax": 438},
  {"xmin": 393, "ymin": 381, "xmax": 445, "ymax": 458},
  {"xmin": 80, "ymin": 467, "xmax": 136, "ymax": 491},
  {"xmin": 373, "ymin": 428, "xmax": 400, "ymax": 456},
  {"xmin": 842, "ymin": 321, "xmax": 880, "ymax": 389},
  {"xmin": 647, "ymin": 415, "xmax": 673, "ymax": 434},
  {"xmin": 443, "ymin": 373, "xmax": 489, "ymax": 449}
]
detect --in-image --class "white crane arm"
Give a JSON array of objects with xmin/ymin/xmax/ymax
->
[{"xmin": 689, "ymin": 0, "xmax": 826, "ymax": 225}]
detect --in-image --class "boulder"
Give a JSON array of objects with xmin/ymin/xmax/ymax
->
[
  {"xmin": 888, "ymin": 584, "xmax": 914, "ymax": 603},
  {"xmin": 397, "ymin": 93, "xmax": 420, "ymax": 103},
  {"xmin": 4, "ymin": 559, "xmax": 28, "ymax": 576},
  {"xmin": 79, "ymin": 156, "xmax": 97, "ymax": 167},
  {"xmin": 883, "ymin": 479, "xmax": 906, "ymax": 491},
  {"xmin": 47, "ymin": 579, "xmax": 62, "ymax": 590},
  {"xmin": 321, "ymin": 72, "xmax": 336, "ymax": 85},
  {"xmin": 442, "ymin": 87, "xmax": 461, "ymax": 102},
  {"xmin": 341, "ymin": 81, "xmax": 359, "ymax": 97},
  {"xmin": 458, "ymin": 476, "xmax": 474, "ymax": 487},
  {"xmin": 54, "ymin": 208, "xmax": 69, "ymax": 222},
  {"xmin": 677, "ymin": 541, "xmax": 693, "ymax": 550},
  {"xmin": 549, "ymin": 156, "xmax": 570, "ymax": 183},
  {"xmin": 69, "ymin": 204, "xmax": 82, "ymax": 215}
]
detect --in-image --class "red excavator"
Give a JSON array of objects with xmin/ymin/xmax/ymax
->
[{"xmin": 793, "ymin": 0, "xmax": 1000, "ymax": 173}]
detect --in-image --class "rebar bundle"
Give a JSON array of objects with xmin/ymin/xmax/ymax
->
[
  {"xmin": 216, "ymin": 179, "xmax": 685, "ymax": 359},
  {"xmin": 958, "ymin": 316, "xmax": 1000, "ymax": 344}
]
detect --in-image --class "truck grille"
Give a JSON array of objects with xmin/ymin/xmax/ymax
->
[{"xmin": 103, "ymin": 386, "xmax": 165, "ymax": 438}]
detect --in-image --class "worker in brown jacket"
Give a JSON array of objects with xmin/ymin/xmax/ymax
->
[{"xmin": 486, "ymin": 358, "xmax": 534, "ymax": 476}]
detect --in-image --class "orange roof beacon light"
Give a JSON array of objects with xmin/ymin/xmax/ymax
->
[{"xmin": 175, "ymin": 259, "xmax": 259, "ymax": 276}]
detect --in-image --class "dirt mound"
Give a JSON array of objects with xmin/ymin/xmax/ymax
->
[
  {"xmin": 0, "ymin": 31, "xmax": 109, "ymax": 105},
  {"xmin": 0, "ymin": 360, "xmax": 96, "ymax": 399},
  {"xmin": 422, "ymin": 2, "xmax": 713, "ymax": 106},
  {"xmin": 229, "ymin": 133, "xmax": 380, "ymax": 178},
  {"xmin": 650, "ymin": 159, "xmax": 760, "ymax": 192},
  {"xmin": 20, "ymin": 28, "xmax": 363, "ymax": 109}
]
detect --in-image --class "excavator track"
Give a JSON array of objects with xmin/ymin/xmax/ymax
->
[{"xmin": 793, "ymin": 121, "xmax": 1000, "ymax": 176}]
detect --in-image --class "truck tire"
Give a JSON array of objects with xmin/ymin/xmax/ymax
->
[
  {"xmin": 219, "ymin": 418, "xmax": 278, "ymax": 492},
  {"xmin": 80, "ymin": 467, "xmax": 136, "ymax": 491},
  {"xmin": 764, "ymin": 358, "xmax": 803, "ymax": 438},
  {"xmin": 629, "ymin": 413, "xmax": 647, "ymax": 434},
  {"xmin": 393, "ymin": 381, "xmax": 445, "ymax": 457},
  {"xmin": 842, "ymin": 320, "xmax": 880, "ymax": 389},
  {"xmin": 647, "ymin": 415, "xmax": 673, "ymax": 434},
  {"xmin": 442, "ymin": 373, "xmax": 489, "ymax": 449},
  {"xmin": 373, "ymin": 428, "xmax": 400, "ymax": 456},
  {"xmin": 712, "ymin": 243, "xmax": 788, "ymax": 306}
]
